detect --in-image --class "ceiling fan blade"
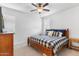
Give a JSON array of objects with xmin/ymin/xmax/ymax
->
[
  {"xmin": 43, "ymin": 3, "xmax": 49, "ymax": 7},
  {"xmin": 43, "ymin": 9, "xmax": 50, "ymax": 11},
  {"xmin": 30, "ymin": 9, "xmax": 37, "ymax": 12},
  {"xmin": 32, "ymin": 3, "xmax": 37, "ymax": 7}
]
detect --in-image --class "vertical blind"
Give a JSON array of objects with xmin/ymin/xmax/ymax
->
[{"xmin": 0, "ymin": 7, "xmax": 4, "ymax": 33}]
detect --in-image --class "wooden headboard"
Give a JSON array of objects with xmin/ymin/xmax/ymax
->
[
  {"xmin": 46, "ymin": 28, "xmax": 69, "ymax": 38},
  {"xmin": 64, "ymin": 29, "xmax": 69, "ymax": 38}
]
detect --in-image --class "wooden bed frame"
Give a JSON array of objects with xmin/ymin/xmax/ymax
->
[{"xmin": 27, "ymin": 29, "xmax": 69, "ymax": 56}]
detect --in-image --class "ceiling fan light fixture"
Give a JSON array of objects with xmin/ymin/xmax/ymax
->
[
  {"xmin": 37, "ymin": 6, "xmax": 43, "ymax": 12},
  {"xmin": 31, "ymin": 3, "xmax": 49, "ymax": 13},
  {"xmin": 37, "ymin": 8, "xmax": 43, "ymax": 12}
]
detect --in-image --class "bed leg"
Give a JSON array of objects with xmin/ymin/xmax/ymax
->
[
  {"xmin": 65, "ymin": 43, "xmax": 69, "ymax": 48},
  {"xmin": 27, "ymin": 37, "xmax": 30, "ymax": 46}
]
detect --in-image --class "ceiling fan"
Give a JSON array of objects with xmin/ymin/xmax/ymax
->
[{"xmin": 30, "ymin": 3, "xmax": 50, "ymax": 14}]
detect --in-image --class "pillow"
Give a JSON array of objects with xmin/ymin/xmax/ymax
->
[
  {"xmin": 47, "ymin": 31, "xmax": 53, "ymax": 37},
  {"xmin": 46, "ymin": 29, "xmax": 65, "ymax": 36},
  {"xmin": 52, "ymin": 31, "xmax": 63, "ymax": 37},
  {"xmin": 46, "ymin": 30, "xmax": 63, "ymax": 37},
  {"xmin": 55, "ymin": 32, "xmax": 59, "ymax": 36},
  {"xmin": 58, "ymin": 32, "xmax": 63, "ymax": 37},
  {"xmin": 52, "ymin": 31, "xmax": 59, "ymax": 37},
  {"xmin": 52, "ymin": 31, "xmax": 56, "ymax": 36}
]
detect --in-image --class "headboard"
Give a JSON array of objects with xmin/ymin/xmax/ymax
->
[{"xmin": 46, "ymin": 29, "xmax": 69, "ymax": 38}]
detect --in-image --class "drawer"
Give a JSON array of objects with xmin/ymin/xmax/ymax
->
[{"xmin": 0, "ymin": 33, "xmax": 13, "ymax": 56}]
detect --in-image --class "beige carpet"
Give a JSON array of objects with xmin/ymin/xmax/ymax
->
[{"xmin": 14, "ymin": 46, "xmax": 79, "ymax": 56}]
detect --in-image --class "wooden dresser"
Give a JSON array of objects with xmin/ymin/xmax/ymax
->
[{"xmin": 0, "ymin": 33, "xmax": 13, "ymax": 56}]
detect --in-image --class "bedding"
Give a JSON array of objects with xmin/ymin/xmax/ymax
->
[
  {"xmin": 31, "ymin": 35, "xmax": 68, "ymax": 54},
  {"xmin": 46, "ymin": 29, "xmax": 65, "ymax": 36},
  {"xmin": 47, "ymin": 31, "xmax": 53, "ymax": 37},
  {"xmin": 47, "ymin": 31, "xmax": 63, "ymax": 37},
  {"xmin": 28, "ymin": 29, "xmax": 69, "ymax": 55}
]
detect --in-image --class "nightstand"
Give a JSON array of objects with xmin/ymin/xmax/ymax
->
[{"xmin": 69, "ymin": 38, "xmax": 79, "ymax": 50}]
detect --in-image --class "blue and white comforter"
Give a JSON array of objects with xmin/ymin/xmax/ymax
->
[{"xmin": 31, "ymin": 35, "xmax": 68, "ymax": 54}]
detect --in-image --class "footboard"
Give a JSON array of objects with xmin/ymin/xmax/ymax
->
[{"xmin": 27, "ymin": 37, "xmax": 54, "ymax": 56}]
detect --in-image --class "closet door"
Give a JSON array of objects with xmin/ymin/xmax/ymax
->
[{"xmin": 0, "ymin": 33, "xmax": 13, "ymax": 56}]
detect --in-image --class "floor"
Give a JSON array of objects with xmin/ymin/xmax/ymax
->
[{"xmin": 14, "ymin": 46, "xmax": 79, "ymax": 56}]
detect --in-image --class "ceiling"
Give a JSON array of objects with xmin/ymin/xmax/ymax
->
[{"xmin": 0, "ymin": 3, "xmax": 79, "ymax": 17}]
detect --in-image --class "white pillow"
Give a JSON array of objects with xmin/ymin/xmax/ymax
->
[
  {"xmin": 47, "ymin": 31, "xmax": 53, "ymax": 37},
  {"xmin": 52, "ymin": 31, "xmax": 59, "ymax": 37},
  {"xmin": 52, "ymin": 31, "xmax": 56, "ymax": 36},
  {"xmin": 58, "ymin": 32, "xmax": 63, "ymax": 37},
  {"xmin": 55, "ymin": 32, "xmax": 59, "ymax": 37}
]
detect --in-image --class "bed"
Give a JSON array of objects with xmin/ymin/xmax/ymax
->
[{"xmin": 27, "ymin": 29, "xmax": 69, "ymax": 56}]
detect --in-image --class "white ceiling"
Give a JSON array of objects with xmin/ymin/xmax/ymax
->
[{"xmin": 0, "ymin": 3, "xmax": 79, "ymax": 17}]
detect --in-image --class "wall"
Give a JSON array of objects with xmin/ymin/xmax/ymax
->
[
  {"xmin": 15, "ymin": 12, "xmax": 41, "ymax": 48},
  {"xmin": 2, "ymin": 7, "xmax": 42, "ymax": 48},
  {"xmin": 2, "ymin": 8, "xmax": 15, "ymax": 33},
  {"xmin": 43, "ymin": 6, "xmax": 79, "ymax": 38}
]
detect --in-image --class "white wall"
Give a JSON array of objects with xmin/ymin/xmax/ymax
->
[
  {"xmin": 2, "ymin": 7, "xmax": 42, "ymax": 48},
  {"xmin": 43, "ymin": 6, "xmax": 79, "ymax": 38},
  {"xmin": 15, "ymin": 12, "xmax": 42, "ymax": 48},
  {"xmin": 2, "ymin": 8, "xmax": 15, "ymax": 33}
]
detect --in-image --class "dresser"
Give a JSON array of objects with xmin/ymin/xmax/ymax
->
[{"xmin": 0, "ymin": 33, "xmax": 13, "ymax": 56}]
